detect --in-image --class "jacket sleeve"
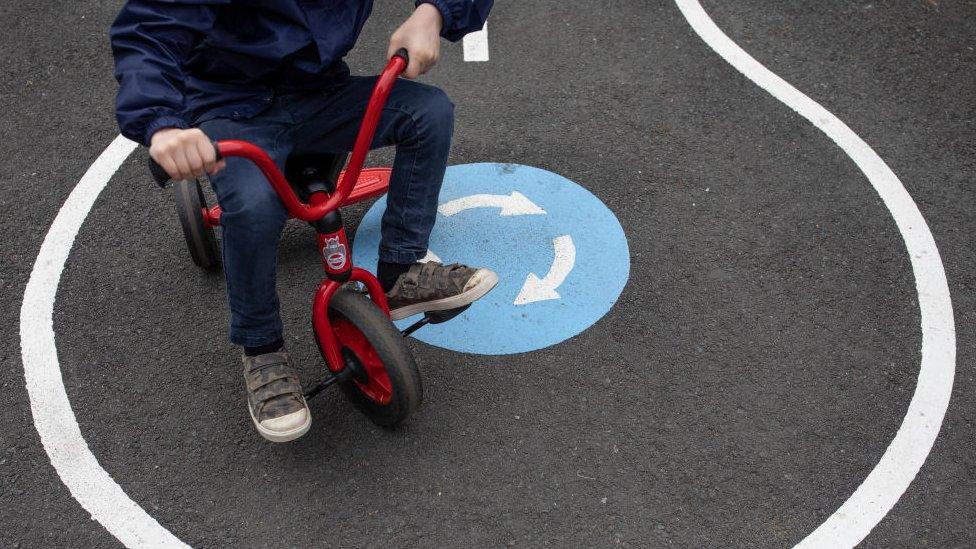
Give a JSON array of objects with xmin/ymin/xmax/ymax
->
[
  {"xmin": 416, "ymin": 0, "xmax": 493, "ymax": 42},
  {"xmin": 110, "ymin": 0, "xmax": 228, "ymax": 146}
]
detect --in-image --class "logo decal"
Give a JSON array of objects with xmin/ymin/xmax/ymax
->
[{"xmin": 323, "ymin": 236, "xmax": 347, "ymax": 271}]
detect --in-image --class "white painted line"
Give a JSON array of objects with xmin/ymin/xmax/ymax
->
[
  {"xmin": 673, "ymin": 1, "xmax": 957, "ymax": 547},
  {"xmin": 18, "ymin": 5, "xmax": 957, "ymax": 547},
  {"xmin": 463, "ymin": 22, "xmax": 489, "ymax": 62},
  {"xmin": 514, "ymin": 235, "xmax": 576, "ymax": 305},
  {"xmin": 438, "ymin": 190, "xmax": 545, "ymax": 217},
  {"xmin": 20, "ymin": 135, "xmax": 189, "ymax": 548}
]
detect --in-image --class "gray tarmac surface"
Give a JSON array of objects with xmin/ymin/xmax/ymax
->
[{"xmin": 1, "ymin": 1, "xmax": 974, "ymax": 547}]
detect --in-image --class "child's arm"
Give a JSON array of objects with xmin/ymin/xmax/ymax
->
[
  {"xmin": 388, "ymin": 0, "xmax": 494, "ymax": 79},
  {"xmin": 418, "ymin": 0, "xmax": 494, "ymax": 42},
  {"xmin": 110, "ymin": 0, "xmax": 226, "ymax": 179}
]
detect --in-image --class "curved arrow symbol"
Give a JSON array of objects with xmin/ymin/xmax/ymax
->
[
  {"xmin": 514, "ymin": 235, "xmax": 576, "ymax": 305},
  {"xmin": 438, "ymin": 191, "xmax": 546, "ymax": 217}
]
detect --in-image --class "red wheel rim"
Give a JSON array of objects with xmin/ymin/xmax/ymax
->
[{"xmin": 330, "ymin": 315, "xmax": 393, "ymax": 405}]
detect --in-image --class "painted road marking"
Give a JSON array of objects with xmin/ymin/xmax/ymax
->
[
  {"xmin": 514, "ymin": 235, "xmax": 576, "ymax": 305},
  {"xmin": 675, "ymin": 1, "xmax": 957, "ymax": 547},
  {"xmin": 421, "ymin": 249, "xmax": 441, "ymax": 263},
  {"xmin": 353, "ymin": 162, "xmax": 630, "ymax": 355},
  {"xmin": 463, "ymin": 21, "xmax": 489, "ymax": 62},
  {"xmin": 438, "ymin": 190, "xmax": 545, "ymax": 217},
  {"xmin": 18, "ymin": 8, "xmax": 957, "ymax": 546},
  {"xmin": 19, "ymin": 135, "xmax": 188, "ymax": 548}
]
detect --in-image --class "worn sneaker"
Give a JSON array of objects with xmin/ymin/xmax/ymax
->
[
  {"xmin": 242, "ymin": 348, "xmax": 311, "ymax": 442},
  {"xmin": 387, "ymin": 261, "xmax": 499, "ymax": 321}
]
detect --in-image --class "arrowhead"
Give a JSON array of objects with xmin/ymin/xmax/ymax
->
[
  {"xmin": 421, "ymin": 250, "xmax": 441, "ymax": 263},
  {"xmin": 514, "ymin": 272, "xmax": 561, "ymax": 305},
  {"xmin": 499, "ymin": 191, "xmax": 546, "ymax": 216}
]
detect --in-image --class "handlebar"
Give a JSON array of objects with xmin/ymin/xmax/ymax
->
[{"xmin": 148, "ymin": 48, "xmax": 410, "ymax": 222}]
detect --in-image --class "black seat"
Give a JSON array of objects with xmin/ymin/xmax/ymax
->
[{"xmin": 284, "ymin": 152, "xmax": 349, "ymax": 202}]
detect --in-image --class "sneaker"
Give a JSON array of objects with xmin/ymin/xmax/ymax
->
[
  {"xmin": 242, "ymin": 348, "xmax": 311, "ymax": 442},
  {"xmin": 386, "ymin": 261, "xmax": 499, "ymax": 321}
]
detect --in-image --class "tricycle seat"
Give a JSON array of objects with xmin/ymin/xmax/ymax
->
[{"xmin": 284, "ymin": 152, "xmax": 348, "ymax": 202}]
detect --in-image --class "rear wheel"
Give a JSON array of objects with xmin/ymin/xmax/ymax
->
[
  {"xmin": 173, "ymin": 179, "xmax": 220, "ymax": 270},
  {"xmin": 319, "ymin": 289, "xmax": 422, "ymax": 427}
]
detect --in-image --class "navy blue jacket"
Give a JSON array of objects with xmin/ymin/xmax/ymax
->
[{"xmin": 110, "ymin": 0, "xmax": 492, "ymax": 145}]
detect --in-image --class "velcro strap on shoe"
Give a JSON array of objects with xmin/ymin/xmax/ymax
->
[
  {"xmin": 252, "ymin": 376, "xmax": 303, "ymax": 404},
  {"xmin": 246, "ymin": 362, "xmax": 297, "ymax": 392}
]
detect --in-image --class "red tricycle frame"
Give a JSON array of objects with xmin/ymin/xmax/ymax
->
[
  {"xmin": 207, "ymin": 52, "xmax": 408, "ymax": 404},
  {"xmin": 199, "ymin": 168, "xmax": 392, "ymax": 228}
]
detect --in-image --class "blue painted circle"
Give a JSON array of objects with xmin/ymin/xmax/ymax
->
[{"xmin": 353, "ymin": 163, "xmax": 630, "ymax": 355}]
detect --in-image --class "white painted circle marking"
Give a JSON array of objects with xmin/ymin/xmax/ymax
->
[
  {"xmin": 19, "ymin": 8, "xmax": 956, "ymax": 545},
  {"xmin": 674, "ymin": 1, "xmax": 957, "ymax": 546},
  {"xmin": 19, "ymin": 135, "xmax": 188, "ymax": 547}
]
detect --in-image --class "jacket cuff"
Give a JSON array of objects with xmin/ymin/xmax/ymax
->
[
  {"xmin": 144, "ymin": 115, "xmax": 188, "ymax": 147},
  {"xmin": 415, "ymin": 0, "xmax": 454, "ymax": 35}
]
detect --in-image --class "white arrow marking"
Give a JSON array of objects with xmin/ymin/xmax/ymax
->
[
  {"xmin": 438, "ymin": 191, "xmax": 546, "ymax": 217},
  {"xmin": 514, "ymin": 235, "xmax": 576, "ymax": 305}
]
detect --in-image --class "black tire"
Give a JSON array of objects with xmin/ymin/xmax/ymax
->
[
  {"xmin": 173, "ymin": 179, "xmax": 220, "ymax": 270},
  {"xmin": 320, "ymin": 289, "xmax": 423, "ymax": 427}
]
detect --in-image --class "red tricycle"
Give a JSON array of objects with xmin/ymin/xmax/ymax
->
[{"xmin": 148, "ymin": 50, "xmax": 463, "ymax": 427}]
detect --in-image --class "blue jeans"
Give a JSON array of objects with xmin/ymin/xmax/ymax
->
[{"xmin": 200, "ymin": 77, "xmax": 454, "ymax": 347}]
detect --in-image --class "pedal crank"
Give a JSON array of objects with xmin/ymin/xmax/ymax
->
[{"xmin": 304, "ymin": 348, "xmax": 369, "ymax": 400}]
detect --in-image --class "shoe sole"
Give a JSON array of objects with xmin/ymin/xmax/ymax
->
[
  {"xmin": 390, "ymin": 269, "xmax": 500, "ymax": 321},
  {"xmin": 247, "ymin": 400, "xmax": 312, "ymax": 443}
]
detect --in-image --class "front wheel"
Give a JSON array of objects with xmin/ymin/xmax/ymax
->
[{"xmin": 318, "ymin": 289, "xmax": 423, "ymax": 427}]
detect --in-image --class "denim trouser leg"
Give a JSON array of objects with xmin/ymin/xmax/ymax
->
[
  {"xmin": 289, "ymin": 76, "xmax": 454, "ymax": 264},
  {"xmin": 200, "ymin": 110, "xmax": 293, "ymax": 347},
  {"xmin": 198, "ymin": 77, "xmax": 454, "ymax": 346}
]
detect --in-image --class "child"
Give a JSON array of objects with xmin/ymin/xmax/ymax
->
[{"xmin": 111, "ymin": 0, "xmax": 496, "ymax": 442}]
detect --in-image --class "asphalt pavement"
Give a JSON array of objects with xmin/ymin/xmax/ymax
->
[{"xmin": 1, "ymin": 1, "xmax": 974, "ymax": 547}]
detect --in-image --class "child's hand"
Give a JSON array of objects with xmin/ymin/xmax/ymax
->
[
  {"xmin": 149, "ymin": 127, "xmax": 226, "ymax": 181},
  {"xmin": 388, "ymin": 3, "xmax": 443, "ymax": 79}
]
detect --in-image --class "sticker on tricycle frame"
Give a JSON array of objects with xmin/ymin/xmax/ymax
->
[{"xmin": 353, "ymin": 162, "xmax": 630, "ymax": 355}]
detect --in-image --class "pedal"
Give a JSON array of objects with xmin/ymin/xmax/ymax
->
[
  {"xmin": 401, "ymin": 304, "xmax": 471, "ymax": 337},
  {"xmin": 426, "ymin": 304, "xmax": 470, "ymax": 324}
]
